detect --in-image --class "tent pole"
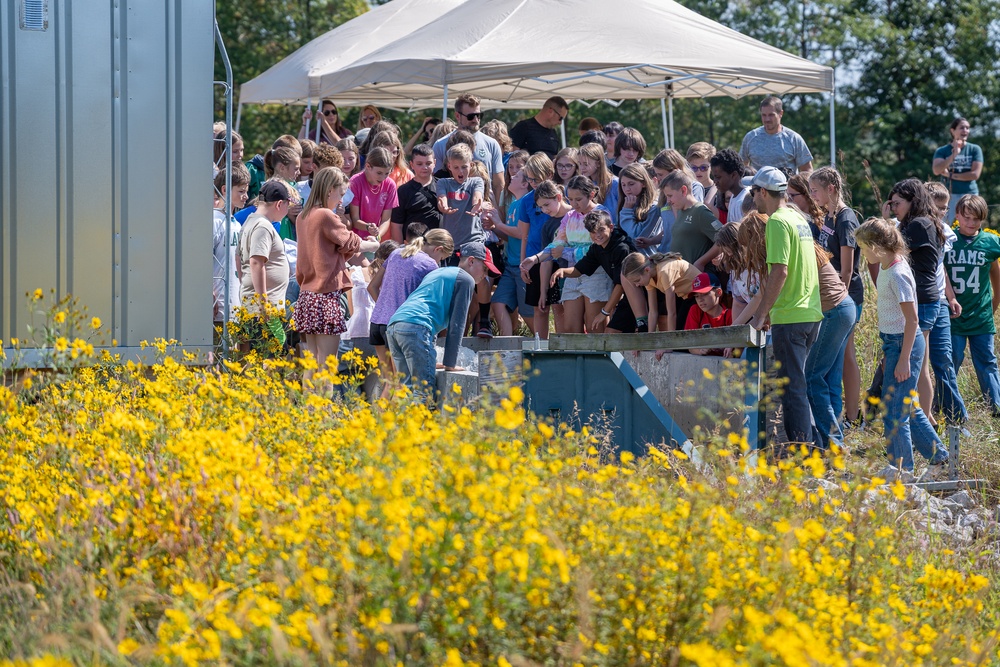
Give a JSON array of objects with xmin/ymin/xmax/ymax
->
[
  {"xmin": 235, "ymin": 102, "xmax": 242, "ymax": 133},
  {"xmin": 660, "ymin": 98, "xmax": 668, "ymax": 149},
  {"xmin": 668, "ymin": 95, "xmax": 675, "ymax": 149},
  {"xmin": 560, "ymin": 118, "xmax": 566, "ymax": 148},
  {"xmin": 829, "ymin": 73, "xmax": 836, "ymax": 168},
  {"xmin": 442, "ymin": 82, "xmax": 449, "ymax": 120}
]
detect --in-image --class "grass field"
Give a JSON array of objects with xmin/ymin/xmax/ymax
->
[{"xmin": 845, "ymin": 276, "xmax": 1000, "ymax": 499}]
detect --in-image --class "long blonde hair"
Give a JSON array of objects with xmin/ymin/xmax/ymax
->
[
  {"xmin": 400, "ymin": 228, "xmax": 454, "ymax": 259},
  {"xmin": 621, "ymin": 251, "xmax": 683, "ymax": 282},
  {"xmin": 301, "ymin": 167, "xmax": 347, "ymax": 219}
]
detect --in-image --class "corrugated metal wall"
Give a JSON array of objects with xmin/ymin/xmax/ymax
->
[{"xmin": 1, "ymin": 0, "xmax": 215, "ymax": 360}]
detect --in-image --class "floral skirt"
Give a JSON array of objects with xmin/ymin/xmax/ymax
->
[{"xmin": 293, "ymin": 290, "xmax": 346, "ymax": 336}]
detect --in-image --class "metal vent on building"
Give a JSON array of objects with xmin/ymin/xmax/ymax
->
[{"xmin": 20, "ymin": 0, "xmax": 49, "ymax": 31}]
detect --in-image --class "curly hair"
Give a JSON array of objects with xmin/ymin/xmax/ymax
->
[{"xmin": 709, "ymin": 148, "xmax": 745, "ymax": 177}]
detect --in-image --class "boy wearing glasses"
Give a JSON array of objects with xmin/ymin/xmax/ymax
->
[
  {"xmin": 510, "ymin": 95, "xmax": 569, "ymax": 159},
  {"xmin": 432, "ymin": 94, "xmax": 505, "ymax": 204}
]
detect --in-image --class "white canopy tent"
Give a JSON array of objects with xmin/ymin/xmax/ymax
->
[
  {"xmin": 237, "ymin": 0, "xmax": 467, "ymax": 132},
  {"xmin": 239, "ymin": 0, "xmax": 836, "ymax": 161}
]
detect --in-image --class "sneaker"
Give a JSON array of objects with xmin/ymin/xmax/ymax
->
[
  {"xmin": 476, "ymin": 325, "xmax": 494, "ymax": 339},
  {"xmin": 874, "ymin": 464, "xmax": 916, "ymax": 484},
  {"xmin": 918, "ymin": 461, "xmax": 951, "ymax": 483}
]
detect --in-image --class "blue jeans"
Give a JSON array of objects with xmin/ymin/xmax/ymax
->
[
  {"xmin": 952, "ymin": 333, "xmax": 1000, "ymax": 415},
  {"xmin": 881, "ymin": 332, "xmax": 948, "ymax": 471},
  {"xmin": 386, "ymin": 321, "xmax": 437, "ymax": 400},
  {"xmin": 919, "ymin": 301, "xmax": 968, "ymax": 424},
  {"xmin": 771, "ymin": 321, "xmax": 821, "ymax": 446},
  {"xmin": 806, "ymin": 297, "xmax": 856, "ymax": 449}
]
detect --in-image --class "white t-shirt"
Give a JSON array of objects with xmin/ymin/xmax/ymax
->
[
  {"xmin": 728, "ymin": 188, "xmax": 750, "ymax": 222},
  {"xmin": 346, "ymin": 265, "xmax": 375, "ymax": 339},
  {"xmin": 877, "ymin": 259, "xmax": 917, "ymax": 335},
  {"xmin": 212, "ymin": 209, "xmax": 242, "ymax": 320}
]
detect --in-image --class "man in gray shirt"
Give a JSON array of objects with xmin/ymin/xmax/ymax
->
[{"xmin": 739, "ymin": 96, "xmax": 813, "ymax": 174}]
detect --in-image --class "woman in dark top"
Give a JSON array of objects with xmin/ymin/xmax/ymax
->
[
  {"xmin": 884, "ymin": 178, "xmax": 966, "ymax": 428},
  {"xmin": 809, "ymin": 167, "xmax": 864, "ymax": 427}
]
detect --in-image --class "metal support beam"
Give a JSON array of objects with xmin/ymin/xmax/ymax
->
[
  {"xmin": 549, "ymin": 325, "xmax": 765, "ymax": 352},
  {"xmin": 829, "ymin": 70, "xmax": 836, "ymax": 167},
  {"xmin": 214, "ymin": 20, "xmax": 234, "ymax": 356},
  {"xmin": 660, "ymin": 98, "xmax": 669, "ymax": 149}
]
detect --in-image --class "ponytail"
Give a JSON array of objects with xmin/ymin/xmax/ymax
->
[{"xmin": 400, "ymin": 227, "xmax": 454, "ymax": 258}]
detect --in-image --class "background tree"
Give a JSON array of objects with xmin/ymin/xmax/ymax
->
[
  {"xmin": 221, "ymin": 0, "xmax": 1000, "ymax": 222},
  {"xmin": 215, "ymin": 0, "xmax": 367, "ymax": 156}
]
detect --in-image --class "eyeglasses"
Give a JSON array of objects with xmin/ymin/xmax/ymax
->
[
  {"xmin": 788, "ymin": 191, "xmax": 804, "ymax": 199},
  {"xmin": 549, "ymin": 108, "xmax": 566, "ymax": 122},
  {"xmin": 459, "ymin": 111, "xmax": 483, "ymax": 120},
  {"xmin": 525, "ymin": 175, "xmax": 540, "ymax": 185},
  {"xmin": 323, "ymin": 109, "xmax": 338, "ymax": 116},
  {"xmin": 691, "ymin": 165, "xmax": 710, "ymax": 173},
  {"xmin": 362, "ymin": 114, "xmax": 377, "ymax": 122}
]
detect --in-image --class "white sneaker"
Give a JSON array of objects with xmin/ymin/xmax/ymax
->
[
  {"xmin": 874, "ymin": 464, "xmax": 916, "ymax": 484},
  {"xmin": 918, "ymin": 461, "xmax": 951, "ymax": 483}
]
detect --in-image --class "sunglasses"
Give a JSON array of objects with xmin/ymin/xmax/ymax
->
[
  {"xmin": 323, "ymin": 109, "xmax": 338, "ymax": 116},
  {"xmin": 691, "ymin": 165, "xmax": 710, "ymax": 173},
  {"xmin": 460, "ymin": 111, "xmax": 483, "ymax": 120}
]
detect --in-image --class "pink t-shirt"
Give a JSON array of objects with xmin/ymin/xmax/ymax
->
[{"xmin": 349, "ymin": 172, "xmax": 399, "ymax": 238}]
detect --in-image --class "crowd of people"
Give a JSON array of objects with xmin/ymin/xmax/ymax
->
[{"xmin": 212, "ymin": 92, "xmax": 998, "ymax": 480}]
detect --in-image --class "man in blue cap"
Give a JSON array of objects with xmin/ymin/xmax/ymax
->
[{"xmin": 387, "ymin": 241, "xmax": 500, "ymax": 401}]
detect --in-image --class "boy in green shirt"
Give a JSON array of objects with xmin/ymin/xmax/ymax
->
[{"xmin": 944, "ymin": 194, "xmax": 1000, "ymax": 416}]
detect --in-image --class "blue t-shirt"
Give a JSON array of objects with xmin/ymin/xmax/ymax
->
[
  {"xmin": 504, "ymin": 198, "xmax": 524, "ymax": 267},
  {"xmin": 388, "ymin": 267, "xmax": 477, "ymax": 368},
  {"xmin": 517, "ymin": 191, "xmax": 551, "ymax": 257}
]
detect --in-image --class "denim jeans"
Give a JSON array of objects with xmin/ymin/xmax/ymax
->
[
  {"xmin": 919, "ymin": 301, "xmax": 968, "ymax": 424},
  {"xmin": 881, "ymin": 332, "xmax": 948, "ymax": 471},
  {"xmin": 386, "ymin": 321, "xmax": 437, "ymax": 401},
  {"xmin": 771, "ymin": 321, "xmax": 821, "ymax": 446},
  {"xmin": 806, "ymin": 297, "xmax": 856, "ymax": 449},
  {"xmin": 952, "ymin": 333, "xmax": 1000, "ymax": 415}
]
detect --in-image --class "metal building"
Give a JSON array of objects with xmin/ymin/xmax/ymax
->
[{"xmin": 1, "ymin": 0, "xmax": 215, "ymax": 364}]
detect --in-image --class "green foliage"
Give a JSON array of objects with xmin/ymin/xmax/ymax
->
[{"xmin": 214, "ymin": 0, "xmax": 369, "ymax": 155}]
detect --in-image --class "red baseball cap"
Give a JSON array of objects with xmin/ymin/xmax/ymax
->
[
  {"xmin": 691, "ymin": 272, "xmax": 720, "ymax": 293},
  {"xmin": 458, "ymin": 241, "xmax": 501, "ymax": 277}
]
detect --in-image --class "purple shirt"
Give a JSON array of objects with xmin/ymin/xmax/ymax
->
[{"xmin": 370, "ymin": 248, "xmax": 440, "ymax": 325}]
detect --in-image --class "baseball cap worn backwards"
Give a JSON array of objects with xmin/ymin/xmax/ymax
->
[
  {"xmin": 458, "ymin": 241, "xmax": 501, "ymax": 276},
  {"xmin": 741, "ymin": 166, "xmax": 787, "ymax": 193},
  {"xmin": 259, "ymin": 181, "xmax": 291, "ymax": 202}
]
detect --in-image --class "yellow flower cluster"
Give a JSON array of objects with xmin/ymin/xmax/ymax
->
[{"xmin": 0, "ymin": 351, "xmax": 997, "ymax": 665}]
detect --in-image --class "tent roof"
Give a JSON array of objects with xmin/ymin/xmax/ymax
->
[
  {"xmin": 240, "ymin": 0, "xmax": 833, "ymax": 111},
  {"xmin": 238, "ymin": 0, "xmax": 466, "ymax": 106}
]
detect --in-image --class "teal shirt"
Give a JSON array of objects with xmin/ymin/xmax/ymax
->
[
  {"xmin": 933, "ymin": 143, "xmax": 983, "ymax": 196},
  {"xmin": 944, "ymin": 230, "xmax": 1000, "ymax": 335},
  {"xmin": 389, "ymin": 267, "xmax": 477, "ymax": 368}
]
